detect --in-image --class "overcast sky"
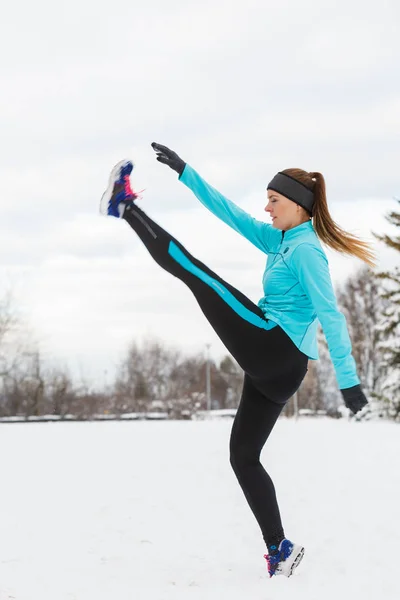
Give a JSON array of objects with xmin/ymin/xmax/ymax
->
[{"xmin": 1, "ymin": 0, "xmax": 399, "ymax": 386}]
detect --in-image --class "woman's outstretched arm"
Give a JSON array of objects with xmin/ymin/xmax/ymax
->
[{"xmin": 152, "ymin": 142, "xmax": 278, "ymax": 254}]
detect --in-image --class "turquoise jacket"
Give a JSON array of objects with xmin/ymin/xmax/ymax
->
[{"xmin": 179, "ymin": 164, "xmax": 360, "ymax": 390}]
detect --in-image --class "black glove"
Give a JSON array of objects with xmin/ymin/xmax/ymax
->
[
  {"xmin": 151, "ymin": 142, "xmax": 186, "ymax": 177},
  {"xmin": 340, "ymin": 384, "xmax": 368, "ymax": 414}
]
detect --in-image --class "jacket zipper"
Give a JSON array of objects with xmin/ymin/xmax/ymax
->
[{"xmin": 271, "ymin": 231, "xmax": 285, "ymax": 266}]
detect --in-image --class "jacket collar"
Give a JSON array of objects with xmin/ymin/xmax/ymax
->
[{"xmin": 281, "ymin": 219, "xmax": 314, "ymax": 241}]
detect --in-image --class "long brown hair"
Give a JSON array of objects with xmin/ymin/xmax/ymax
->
[{"xmin": 281, "ymin": 168, "xmax": 377, "ymax": 268}]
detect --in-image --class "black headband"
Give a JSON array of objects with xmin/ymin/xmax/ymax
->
[{"xmin": 267, "ymin": 172, "xmax": 314, "ymax": 214}]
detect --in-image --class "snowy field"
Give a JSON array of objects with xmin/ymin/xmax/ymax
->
[{"xmin": 0, "ymin": 417, "xmax": 399, "ymax": 600}]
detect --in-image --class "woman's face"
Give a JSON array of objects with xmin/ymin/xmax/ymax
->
[{"xmin": 265, "ymin": 190, "xmax": 306, "ymax": 231}]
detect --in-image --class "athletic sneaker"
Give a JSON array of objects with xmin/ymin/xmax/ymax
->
[
  {"xmin": 264, "ymin": 538, "xmax": 304, "ymax": 578},
  {"xmin": 100, "ymin": 159, "xmax": 140, "ymax": 218}
]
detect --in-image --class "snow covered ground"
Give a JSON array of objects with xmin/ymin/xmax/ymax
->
[{"xmin": 0, "ymin": 417, "xmax": 398, "ymax": 600}]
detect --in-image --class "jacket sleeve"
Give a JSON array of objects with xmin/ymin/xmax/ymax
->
[
  {"xmin": 290, "ymin": 243, "xmax": 360, "ymax": 390},
  {"xmin": 179, "ymin": 164, "xmax": 277, "ymax": 254}
]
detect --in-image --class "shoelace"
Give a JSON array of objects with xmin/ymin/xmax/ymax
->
[
  {"xmin": 264, "ymin": 552, "xmax": 281, "ymax": 577},
  {"xmin": 119, "ymin": 176, "xmax": 146, "ymax": 202},
  {"xmin": 123, "ymin": 175, "xmax": 134, "ymax": 198}
]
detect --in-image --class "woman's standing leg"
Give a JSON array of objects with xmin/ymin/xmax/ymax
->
[{"xmin": 230, "ymin": 375, "xmax": 286, "ymax": 549}]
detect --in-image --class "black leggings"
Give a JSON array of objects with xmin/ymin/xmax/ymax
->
[{"xmin": 123, "ymin": 204, "xmax": 308, "ymax": 546}]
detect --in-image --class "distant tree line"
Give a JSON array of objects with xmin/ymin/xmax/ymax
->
[{"xmin": 0, "ymin": 200, "xmax": 399, "ymax": 421}]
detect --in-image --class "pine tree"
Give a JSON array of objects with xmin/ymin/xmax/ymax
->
[{"xmin": 372, "ymin": 198, "xmax": 400, "ymax": 420}]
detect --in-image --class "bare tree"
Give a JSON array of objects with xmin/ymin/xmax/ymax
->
[
  {"xmin": 0, "ymin": 291, "xmax": 20, "ymax": 380},
  {"xmin": 114, "ymin": 337, "xmax": 182, "ymax": 413},
  {"xmin": 46, "ymin": 368, "xmax": 76, "ymax": 417},
  {"xmin": 114, "ymin": 338, "xmax": 245, "ymax": 418},
  {"xmin": 337, "ymin": 266, "xmax": 388, "ymax": 403},
  {"xmin": 298, "ymin": 359, "xmax": 326, "ymax": 412},
  {"xmin": 218, "ymin": 355, "xmax": 244, "ymax": 408}
]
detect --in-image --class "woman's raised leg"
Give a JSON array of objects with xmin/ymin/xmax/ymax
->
[{"xmin": 123, "ymin": 202, "xmax": 272, "ymax": 377}]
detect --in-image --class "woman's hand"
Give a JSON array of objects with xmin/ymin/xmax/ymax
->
[
  {"xmin": 340, "ymin": 385, "xmax": 368, "ymax": 414},
  {"xmin": 151, "ymin": 143, "xmax": 186, "ymax": 177}
]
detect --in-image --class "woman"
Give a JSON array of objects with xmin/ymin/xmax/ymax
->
[{"xmin": 100, "ymin": 143, "xmax": 374, "ymax": 578}]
